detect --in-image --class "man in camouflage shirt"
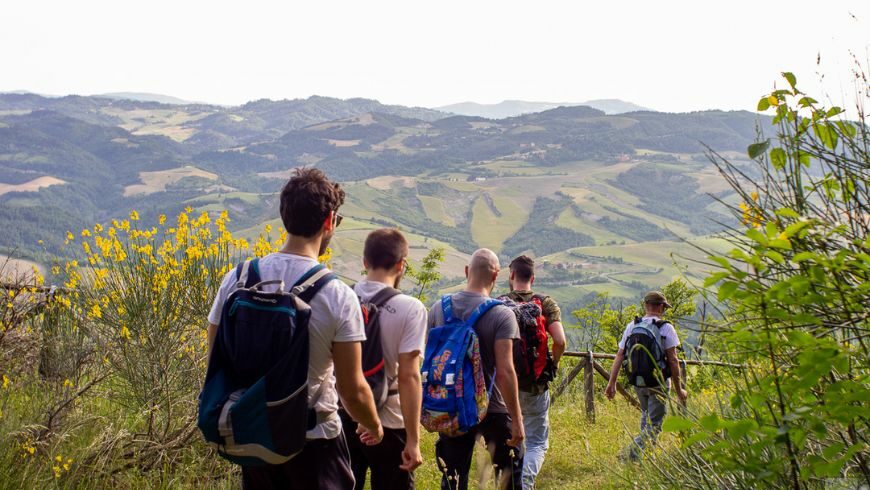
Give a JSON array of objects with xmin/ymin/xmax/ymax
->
[{"xmin": 505, "ymin": 255, "xmax": 566, "ymax": 489}]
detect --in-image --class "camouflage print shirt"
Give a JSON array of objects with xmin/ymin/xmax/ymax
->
[{"xmin": 506, "ymin": 290, "xmax": 561, "ymax": 326}]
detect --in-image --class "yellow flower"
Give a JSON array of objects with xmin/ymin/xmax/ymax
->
[
  {"xmin": 81, "ymin": 229, "xmax": 91, "ymax": 237},
  {"xmin": 750, "ymin": 190, "xmax": 759, "ymax": 202},
  {"xmin": 88, "ymin": 303, "xmax": 102, "ymax": 319},
  {"xmin": 66, "ymin": 231, "xmax": 74, "ymax": 241},
  {"xmin": 63, "ymin": 379, "xmax": 73, "ymax": 388},
  {"xmin": 158, "ymin": 214, "xmax": 167, "ymax": 225},
  {"xmin": 130, "ymin": 210, "xmax": 140, "ymax": 221},
  {"xmin": 264, "ymin": 224, "xmax": 272, "ymax": 234},
  {"xmin": 94, "ymin": 223, "xmax": 104, "ymax": 233},
  {"xmin": 2, "ymin": 374, "xmax": 9, "ymax": 389},
  {"xmin": 120, "ymin": 325, "xmax": 131, "ymax": 341}
]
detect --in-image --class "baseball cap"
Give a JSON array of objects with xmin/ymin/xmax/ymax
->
[{"xmin": 643, "ymin": 291, "xmax": 672, "ymax": 308}]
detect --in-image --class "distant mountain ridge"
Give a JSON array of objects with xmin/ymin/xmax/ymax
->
[
  {"xmin": 94, "ymin": 92, "xmax": 205, "ymax": 105},
  {"xmin": 437, "ymin": 99, "xmax": 650, "ymax": 118}
]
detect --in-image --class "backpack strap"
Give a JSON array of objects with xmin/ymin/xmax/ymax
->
[
  {"xmin": 441, "ymin": 295, "xmax": 455, "ymax": 323},
  {"xmin": 292, "ymin": 264, "xmax": 337, "ymax": 304},
  {"xmin": 234, "ymin": 258, "xmax": 262, "ymax": 289},
  {"xmin": 465, "ymin": 298, "xmax": 503, "ymax": 327},
  {"xmin": 369, "ymin": 287, "xmax": 402, "ymax": 308}
]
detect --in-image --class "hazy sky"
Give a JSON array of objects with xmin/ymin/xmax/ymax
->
[{"xmin": 2, "ymin": 0, "xmax": 868, "ymax": 112}]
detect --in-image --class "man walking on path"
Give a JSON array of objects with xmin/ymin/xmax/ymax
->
[
  {"xmin": 340, "ymin": 228, "xmax": 427, "ymax": 489},
  {"xmin": 207, "ymin": 168, "xmax": 383, "ymax": 489},
  {"xmin": 428, "ymin": 249, "xmax": 525, "ymax": 490},
  {"xmin": 504, "ymin": 255, "xmax": 566, "ymax": 489},
  {"xmin": 604, "ymin": 291, "xmax": 688, "ymax": 461}
]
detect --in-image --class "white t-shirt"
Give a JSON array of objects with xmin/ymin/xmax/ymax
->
[
  {"xmin": 354, "ymin": 279, "xmax": 428, "ymax": 430},
  {"xmin": 617, "ymin": 316, "xmax": 680, "ymax": 351},
  {"xmin": 207, "ymin": 253, "xmax": 365, "ymax": 440}
]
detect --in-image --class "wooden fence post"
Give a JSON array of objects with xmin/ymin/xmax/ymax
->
[{"xmin": 584, "ymin": 350, "xmax": 595, "ymax": 422}]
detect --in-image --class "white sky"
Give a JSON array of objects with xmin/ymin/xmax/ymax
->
[{"xmin": 2, "ymin": 0, "xmax": 868, "ymax": 112}]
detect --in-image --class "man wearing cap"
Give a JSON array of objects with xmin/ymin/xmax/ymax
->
[{"xmin": 604, "ymin": 291, "xmax": 688, "ymax": 460}]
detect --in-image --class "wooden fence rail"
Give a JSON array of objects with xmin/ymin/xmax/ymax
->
[{"xmin": 553, "ymin": 350, "xmax": 744, "ymax": 422}]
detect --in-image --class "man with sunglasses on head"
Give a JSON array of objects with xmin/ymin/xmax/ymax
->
[
  {"xmin": 207, "ymin": 168, "xmax": 382, "ymax": 489},
  {"xmin": 341, "ymin": 228, "xmax": 428, "ymax": 489}
]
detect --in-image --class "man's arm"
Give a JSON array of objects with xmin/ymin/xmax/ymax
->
[
  {"xmin": 397, "ymin": 352, "xmax": 423, "ymax": 471},
  {"xmin": 547, "ymin": 321, "xmax": 567, "ymax": 367},
  {"xmin": 494, "ymin": 338, "xmax": 524, "ymax": 448},
  {"xmin": 665, "ymin": 346, "xmax": 688, "ymax": 402},
  {"xmin": 207, "ymin": 323, "xmax": 218, "ymax": 357},
  {"xmin": 333, "ymin": 341, "xmax": 383, "ymax": 443},
  {"xmin": 605, "ymin": 349, "xmax": 625, "ymax": 400}
]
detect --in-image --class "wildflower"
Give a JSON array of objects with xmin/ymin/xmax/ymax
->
[
  {"xmin": 264, "ymin": 224, "xmax": 272, "ymax": 234},
  {"xmin": 66, "ymin": 231, "xmax": 74, "ymax": 242},
  {"xmin": 94, "ymin": 223, "xmax": 103, "ymax": 233},
  {"xmin": 120, "ymin": 325, "xmax": 131, "ymax": 341},
  {"xmin": 88, "ymin": 304, "xmax": 102, "ymax": 319},
  {"xmin": 2, "ymin": 374, "xmax": 10, "ymax": 389},
  {"xmin": 63, "ymin": 379, "xmax": 73, "ymax": 388},
  {"xmin": 158, "ymin": 214, "xmax": 166, "ymax": 225},
  {"xmin": 130, "ymin": 210, "xmax": 140, "ymax": 221},
  {"xmin": 81, "ymin": 229, "xmax": 91, "ymax": 237},
  {"xmin": 750, "ymin": 190, "xmax": 759, "ymax": 202}
]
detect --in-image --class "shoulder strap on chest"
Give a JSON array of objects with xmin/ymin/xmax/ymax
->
[{"xmin": 292, "ymin": 264, "xmax": 337, "ymax": 304}]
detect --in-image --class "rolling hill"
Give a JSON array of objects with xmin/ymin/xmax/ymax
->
[
  {"xmin": 0, "ymin": 92, "xmax": 765, "ymax": 304},
  {"xmin": 437, "ymin": 99, "xmax": 650, "ymax": 118}
]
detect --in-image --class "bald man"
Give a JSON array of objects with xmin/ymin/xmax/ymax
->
[{"xmin": 427, "ymin": 249, "xmax": 525, "ymax": 490}]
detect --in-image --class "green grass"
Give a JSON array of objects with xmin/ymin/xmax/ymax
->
[
  {"xmin": 419, "ymin": 195, "xmax": 454, "ymax": 226},
  {"xmin": 470, "ymin": 194, "xmax": 529, "ymax": 253}
]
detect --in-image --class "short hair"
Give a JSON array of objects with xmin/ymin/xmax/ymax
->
[
  {"xmin": 468, "ymin": 248, "xmax": 500, "ymax": 280},
  {"xmin": 509, "ymin": 255, "xmax": 535, "ymax": 282},
  {"xmin": 279, "ymin": 168, "xmax": 345, "ymax": 237},
  {"xmin": 364, "ymin": 228, "xmax": 409, "ymax": 270}
]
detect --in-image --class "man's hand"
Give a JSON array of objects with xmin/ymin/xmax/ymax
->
[
  {"xmin": 400, "ymin": 441, "xmax": 423, "ymax": 472},
  {"xmin": 506, "ymin": 416, "xmax": 525, "ymax": 448},
  {"xmin": 356, "ymin": 423, "xmax": 384, "ymax": 446},
  {"xmin": 605, "ymin": 382, "xmax": 617, "ymax": 400},
  {"xmin": 676, "ymin": 388, "xmax": 688, "ymax": 403}
]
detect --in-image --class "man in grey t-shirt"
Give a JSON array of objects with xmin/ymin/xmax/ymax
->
[{"xmin": 427, "ymin": 249, "xmax": 524, "ymax": 490}]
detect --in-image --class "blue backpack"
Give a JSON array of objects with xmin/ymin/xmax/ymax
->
[
  {"xmin": 420, "ymin": 295, "xmax": 502, "ymax": 437},
  {"xmin": 197, "ymin": 258, "xmax": 336, "ymax": 466}
]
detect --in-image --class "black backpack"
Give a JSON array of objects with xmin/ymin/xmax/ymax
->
[
  {"xmin": 198, "ymin": 259, "xmax": 336, "ymax": 466},
  {"xmin": 358, "ymin": 287, "xmax": 402, "ymax": 408},
  {"xmin": 622, "ymin": 317, "xmax": 672, "ymax": 388}
]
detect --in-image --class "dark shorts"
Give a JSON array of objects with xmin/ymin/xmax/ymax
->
[
  {"xmin": 435, "ymin": 412, "xmax": 523, "ymax": 490},
  {"xmin": 339, "ymin": 409, "xmax": 415, "ymax": 490},
  {"xmin": 241, "ymin": 431, "xmax": 354, "ymax": 490}
]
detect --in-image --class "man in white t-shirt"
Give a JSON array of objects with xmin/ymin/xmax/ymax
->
[
  {"xmin": 207, "ymin": 168, "xmax": 383, "ymax": 489},
  {"xmin": 605, "ymin": 291, "xmax": 688, "ymax": 461},
  {"xmin": 340, "ymin": 228, "xmax": 428, "ymax": 490}
]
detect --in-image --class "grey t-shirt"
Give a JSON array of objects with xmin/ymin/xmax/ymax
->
[{"xmin": 427, "ymin": 291, "xmax": 520, "ymax": 414}]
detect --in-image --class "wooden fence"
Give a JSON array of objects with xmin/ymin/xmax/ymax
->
[{"xmin": 552, "ymin": 350, "xmax": 743, "ymax": 422}]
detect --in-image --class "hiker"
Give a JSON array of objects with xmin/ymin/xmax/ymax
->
[
  {"xmin": 203, "ymin": 168, "xmax": 383, "ymax": 489},
  {"xmin": 501, "ymin": 255, "xmax": 566, "ymax": 489},
  {"xmin": 604, "ymin": 291, "xmax": 688, "ymax": 461},
  {"xmin": 424, "ymin": 248, "xmax": 525, "ymax": 490},
  {"xmin": 339, "ymin": 228, "xmax": 427, "ymax": 489}
]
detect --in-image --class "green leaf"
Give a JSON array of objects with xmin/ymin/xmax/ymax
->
[
  {"xmin": 797, "ymin": 96, "xmax": 817, "ymax": 107},
  {"xmin": 769, "ymin": 147, "xmax": 787, "ymax": 169},
  {"xmin": 718, "ymin": 281, "xmax": 739, "ymax": 301},
  {"xmin": 662, "ymin": 416, "xmax": 694, "ymax": 432},
  {"xmin": 792, "ymin": 251, "xmax": 815, "ymax": 263},
  {"xmin": 704, "ymin": 271, "xmax": 730, "ymax": 287},
  {"xmin": 682, "ymin": 431, "xmax": 711, "ymax": 447},
  {"xmin": 765, "ymin": 250, "xmax": 785, "ymax": 264},
  {"xmin": 746, "ymin": 228, "xmax": 768, "ymax": 245},
  {"xmin": 782, "ymin": 72, "xmax": 797, "ymax": 90},
  {"xmin": 775, "ymin": 207, "xmax": 800, "ymax": 219},
  {"xmin": 757, "ymin": 97, "xmax": 770, "ymax": 111},
  {"xmin": 699, "ymin": 414, "xmax": 723, "ymax": 431},
  {"xmin": 748, "ymin": 140, "xmax": 770, "ymax": 159},
  {"xmin": 813, "ymin": 122, "xmax": 838, "ymax": 150},
  {"xmin": 797, "ymin": 150, "xmax": 811, "ymax": 167},
  {"xmin": 826, "ymin": 106, "xmax": 843, "ymax": 117}
]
